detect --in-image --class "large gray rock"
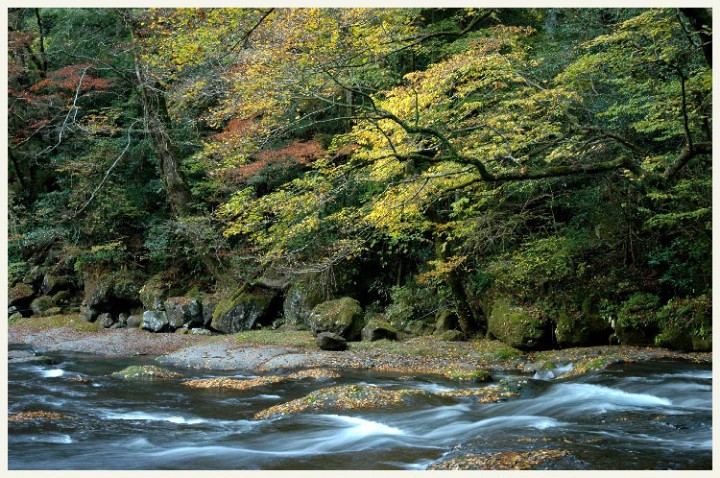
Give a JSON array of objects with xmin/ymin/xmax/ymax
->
[
  {"xmin": 164, "ymin": 297, "xmax": 203, "ymax": 329},
  {"xmin": 126, "ymin": 315, "xmax": 143, "ymax": 328},
  {"xmin": 201, "ymin": 295, "xmax": 220, "ymax": 327},
  {"xmin": 309, "ymin": 297, "xmax": 364, "ymax": 340},
  {"xmin": 139, "ymin": 278, "xmax": 168, "ymax": 311},
  {"xmin": 98, "ymin": 313, "xmax": 115, "ymax": 328},
  {"xmin": 211, "ymin": 288, "xmax": 278, "ymax": 334},
  {"xmin": 9, "ymin": 283, "xmax": 35, "ymax": 307},
  {"xmin": 84, "ymin": 273, "xmax": 142, "ymax": 322},
  {"xmin": 315, "ymin": 332, "xmax": 347, "ymax": 351},
  {"xmin": 283, "ymin": 278, "xmax": 326, "ymax": 327},
  {"xmin": 141, "ymin": 310, "xmax": 169, "ymax": 332}
]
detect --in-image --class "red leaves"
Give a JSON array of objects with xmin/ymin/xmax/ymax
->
[
  {"xmin": 222, "ymin": 140, "xmax": 326, "ymax": 183},
  {"xmin": 30, "ymin": 65, "xmax": 112, "ymax": 93}
]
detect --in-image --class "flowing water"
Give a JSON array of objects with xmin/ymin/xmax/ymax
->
[{"xmin": 7, "ymin": 346, "xmax": 712, "ymax": 470}]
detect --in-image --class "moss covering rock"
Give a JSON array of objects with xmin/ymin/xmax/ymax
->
[
  {"xmin": 9, "ymin": 283, "xmax": 35, "ymax": 307},
  {"xmin": 111, "ymin": 365, "xmax": 181, "ymax": 380},
  {"xmin": 211, "ymin": 287, "xmax": 279, "ymax": 334},
  {"xmin": 30, "ymin": 296, "xmax": 55, "ymax": 316},
  {"xmin": 164, "ymin": 296, "xmax": 203, "ymax": 329},
  {"xmin": 554, "ymin": 298, "xmax": 612, "ymax": 347},
  {"xmin": 488, "ymin": 297, "xmax": 550, "ymax": 350},
  {"xmin": 654, "ymin": 294, "xmax": 711, "ymax": 352},
  {"xmin": 615, "ymin": 293, "xmax": 661, "ymax": 346},
  {"xmin": 308, "ymin": 297, "xmax": 364, "ymax": 340},
  {"xmin": 254, "ymin": 384, "xmax": 426, "ymax": 419},
  {"xmin": 361, "ymin": 319, "xmax": 398, "ymax": 342},
  {"xmin": 283, "ymin": 276, "xmax": 327, "ymax": 327}
]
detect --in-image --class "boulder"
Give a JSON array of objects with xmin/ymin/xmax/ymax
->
[
  {"xmin": 283, "ymin": 278, "xmax": 326, "ymax": 327},
  {"xmin": 9, "ymin": 283, "xmax": 35, "ymax": 308},
  {"xmin": 362, "ymin": 319, "xmax": 398, "ymax": 342},
  {"xmin": 655, "ymin": 294, "xmax": 711, "ymax": 352},
  {"xmin": 316, "ymin": 332, "xmax": 348, "ymax": 351},
  {"xmin": 126, "ymin": 315, "xmax": 143, "ymax": 328},
  {"xmin": 9, "ymin": 312, "xmax": 24, "ymax": 321},
  {"xmin": 42, "ymin": 306, "xmax": 63, "ymax": 317},
  {"xmin": 190, "ymin": 327, "xmax": 214, "ymax": 336},
  {"xmin": 98, "ymin": 312, "xmax": 115, "ymax": 328},
  {"xmin": 22, "ymin": 265, "xmax": 45, "ymax": 286},
  {"xmin": 406, "ymin": 320, "xmax": 435, "ymax": 336},
  {"xmin": 309, "ymin": 297, "xmax": 364, "ymax": 340},
  {"xmin": 615, "ymin": 293, "xmax": 661, "ymax": 346},
  {"xmin": 435, "ymin": 309, "xmax": 459, "ymax": 332},
  {"xmin": 111, "ymin": 365, "xmax": 181, "ymax": 380},
  {"xmin": 41, "ymin": 273, "xmax": 72, "ymax": 295},
  {"xmin": 30, "ymin": 296, "xmax": 55, "ymax": 316},
  {"xmin": 211, "ymin": 287, "xmax": 279, "ymax": 334},
  {"xmin": 139, "ymin": 278, "xmax": 168, "ymax": 311},
  {"xmin": 201, "ymin": 295, "xmax": 220, "ymax": 328},
  {"xmin": 164, "ymin": 296, "xmax": 203, "ymax": 329},
  {"xmin": 436, "ymin": 330, "xmax": 464, "ymax": 342},
  {"xmin": 84, "ymin": 273, "xmax": 142, "ymax": 322},
  {"xmin": 488, "ymin": 297, "xmax": 551, "ymax": 350},
  {"xmin": 554, "ymin": 298, "xmax": 613, "ymax": 347},
  {"xmin": 118, "ymin": 313, "xmax": 129, "ymax": 325},
  {"xmin": 141, "ymin": 310, "xmax": 169, "ymax": 333},
  {"xmin": 52, "ymin": 290, "xmax": 74, "ymax": 306}
]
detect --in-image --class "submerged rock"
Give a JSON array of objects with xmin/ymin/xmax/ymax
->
[
  {"xmin": 254, "ymin": 384, "xmax": 426, "ymax": 420},
  {"xmin": 8, "ymin": 411, "xmax": 73, "ymax": 422},
  {"xmin": 111, "ymin": 365, "xmax": 181, "ymax": 380}
]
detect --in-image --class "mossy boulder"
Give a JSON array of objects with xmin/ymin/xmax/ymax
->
[
  {"xmin": 254, "ymin": 384, "xmax": 426, "ymax": 420},
  {"xmin": 9, "ymin": 283, "xmax": 35, "ymax": 308},
  {"xmin": 164, "ymin": 296, "xmax": 203, "ymax": 329},
  {"xmin": 434, "ymin": 309, "xmax": 459, "ymax": 333},
  {"xmin": 436, "ymin": 329, "xmax": 465, "ymax": 342},
  {"xmin": 40, "ymin": 273, "xmax": 72, "ymax": 295},
  {"xmin": 362, "ymin": 319, "xmax": 398, "ymax": 342},
  {"xmin": 139, "ymin": 276, "xmax": 169, "ymax": 311},
  {"xmin": 42, "ymin": 306, "xmax": 64, "ymax": 317},
  {"xmin": 655, "ymin": 294, "xmax": 711, "ymax": 352},
  {"xmin": 554, "ymin": 298, "xmax": 613, "ymax": 347},
  {"xmin": 615, "ymin": 293, "xmax": 661, "ymax": 346},
  {"xmin": 211, "ymin": 287, "xmax": 279, "ymax": 334},
  {"xmin": 30, "ymin": 296, "xmax": 55, "ymax": 316},
  {"xmin": 406, "ymin": 320, "xmax": 435, "ymax": 336},
  {"xmin": 52, "ymin": 290, "xmax": 74, "ymax": 306},
  {"xmin": 283, "ymin": 277, "xmax": 326, "ymax": 327},
  {"xmin": 308, "ymin": 297, "xmax": 364, "ymax": 340},
  {"xmin": 83, "ymin": 272, "xmax": 142, "ymax": 322},
  {"xmin": 488, "ymin": 297, "xmax": 551, "ymax": 350},
  {"xmin": 111, "ymin": 365, "xmax": 181, "ymax": 380}
]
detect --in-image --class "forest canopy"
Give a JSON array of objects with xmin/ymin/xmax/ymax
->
[{"xmin": 7, "ymin": 8, "xmax": 712, "ymax": 350}]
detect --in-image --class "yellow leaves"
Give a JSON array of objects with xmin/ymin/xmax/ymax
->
[{"xmin": 418, "ymin": 255, "xmax": 467, "ymax": 284}]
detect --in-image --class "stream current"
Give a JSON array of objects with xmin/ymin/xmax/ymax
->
[{"xmin": 7, "ymin": 346, "xmax": 712, "ymax": 470}]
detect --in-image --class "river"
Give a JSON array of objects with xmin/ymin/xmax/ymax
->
[{"xmin": 7, "ymin": 346, "xmax": 712, "ymax": 470}]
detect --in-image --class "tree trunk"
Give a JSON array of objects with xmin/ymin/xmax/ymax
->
[{"xmin": 680, "ymin": 8, "xmax": 712, "ymax": 67}]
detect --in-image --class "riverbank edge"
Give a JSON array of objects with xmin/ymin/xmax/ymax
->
[{"xmin": 8, "ymin": 319, "xmax": 712, "ymax": 379}]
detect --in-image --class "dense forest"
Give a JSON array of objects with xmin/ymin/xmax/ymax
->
[{"xmin": 7, "ymin": 7, "xmax": 712, "ymax": 352}]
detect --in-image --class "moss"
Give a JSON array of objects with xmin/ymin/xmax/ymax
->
[
  {"xmin": 112, "ymin": 365, "xmax": 182, "ymax": 380},
  {"xmin": 488, "ymin": 297, "xmax": 550, "ymax": 350},
  {"xmin": 10, "ymin": 314, "xmax": 100, "ymax": 332},
  {"xmin": 9, "ymin": 283, "xmax": 34, "ymax": 304},
  {"xmin": 309, "ymin": 297, "xmax": 364, "ymax": 340},
  {"xmin": 654, "ymin": 294, "xmax": 711, "ymax": 352},
  {"xmin": 448, "ymin": 368, "xmax": 493, "ymax": 382},
  {"xmin": 232, "ymin": 329, "xmax": 316, "ymax": 348},
  {"xmin": 616, "ymin": 293, "xmax": 661, "ymax": 346}
]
